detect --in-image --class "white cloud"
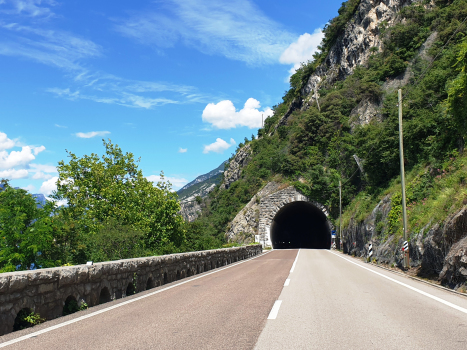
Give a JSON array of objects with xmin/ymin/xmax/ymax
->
[
  {"xmin": 0, "ymin": 0, "xmax": 57, "ymax": 18},
  {"xmin": 114, "ymin": 0, "xmax": 296, "ymax": 65},
  {"xmin": 146, "ymin": 175, "xmax": 188, "ymax": 190},
  {"xmin": 0, "ymin": 23, "xmax": 102, "ymax": 72},
  {"xmin": 39, "ymin": 176, "xmax": 58, "ymax": 195},
  {"xmin": 0, "ymin": 168, "xmax": 29, "ymax": 179},
  {"xmin": 178, "ymin": 147, "xmax": 187, "ymax": 153},
  {"xmin": 32, "ymin": 171, "xmax": 52, "ymax": 180},
  {"xmin": 21, "ymin": 184, "xmax": 35, "ymax": 192},
  {"xmin": 33, "ymin": 145, "xmax": 45, "ymax": 155},
  {"xmin": 46, "ymin": 197, "xmax": 67, "ymax": 207},
  {"xmin": 29, "ymin": 163, "xmax": 57, "ymax": 173},
  {"xmin": 54, "ymin": 123, "xmax": 67, "ymax": 128},
  {"xmin": 202, "ymin": 98, "xmax": 273, "ymax": 129},
  {"xmin": 0, "ymin": 145, "xmax": 45, "ymax": 169},
  {"xmin": 0, "ymin": 132, "xmax": 51, "ymax": 182},
  {"xmin": 0, "ymin": 131, "xmax": 16, "ymax": 150},
  {"xmin": 280, "ymin": 30, "xmax": 324, "ymax": 76},
  {"xmin": 75, "ymin": 131, "xmax": 110, "ymax": 139},
  {"xmin": 203, "ymin": 138, "xmax": 236, "ymax": 154}
]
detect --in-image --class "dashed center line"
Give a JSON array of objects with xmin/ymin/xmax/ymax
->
[{"xmin": 267, "ymin": 300, "xmax": 282, "ymax": 320}]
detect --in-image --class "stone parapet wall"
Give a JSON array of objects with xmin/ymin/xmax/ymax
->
[{"xmin": 0, "ymin": 245, "xmax": 262, "ymax": 336}]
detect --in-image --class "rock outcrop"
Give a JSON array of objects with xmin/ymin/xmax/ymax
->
[
  {"xmin": 226, "ymin": 182, "xmax": 282, "ymax": 243},
  {"xmin": 220, "ymin": 144, "xmax": 252, "ymax": 190},
  {"xmin": 343, "ymin": 197, "xmax": 467, "ymax": 290}
]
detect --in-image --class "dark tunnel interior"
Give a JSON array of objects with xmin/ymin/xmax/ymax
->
[{"xmin": 270, "ymin": 201, "xmax": 331, "ymax": 249}]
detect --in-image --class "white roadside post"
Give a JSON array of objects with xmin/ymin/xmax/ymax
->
[{"xmin": 368, "ymin": 243, "xmax": 373, "ymax": 262}]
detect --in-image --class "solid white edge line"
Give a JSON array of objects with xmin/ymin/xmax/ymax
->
[
  {"xmin": 290, "ymin": 249, "xmax": 301, "ymax": 273},
  {"xmin": 328, "ymin": 251, "xmax": 467, "ymax": 315},
  {"xmin": 284, "ymin": 279, "xmax": 290, "ymax": 287},
  {"xmin": 0, "ymin": 250, "xmax": 271, "ymax": 348},
  {"xmin": 267, "ymin": 300, "xmax": 282, "ymax": 320}
]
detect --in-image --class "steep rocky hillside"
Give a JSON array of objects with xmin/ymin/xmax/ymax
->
[
  {"xmin": 190, "ymin": 0, "xmax": 467, "ymax": 290},
  {"xmin": 178, "ymin": 162, "xmax": 226, "ymax": 222}
]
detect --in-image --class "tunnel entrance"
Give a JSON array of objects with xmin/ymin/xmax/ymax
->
[{"xmin": 270, "ymin": 201, "xmax": 331, "ymax": 249}]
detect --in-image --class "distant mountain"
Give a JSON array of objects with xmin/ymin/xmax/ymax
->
[
  {"xmin": 0, "ymin": 183, "xmax": 48, "ymax": 208},
  {"xmin": 177, "ymin": 161, "xmax": 226, "ymax": 202},
  {"xmin": 32, "ymin": 194, "xmax": 48, "ymax": 208}
]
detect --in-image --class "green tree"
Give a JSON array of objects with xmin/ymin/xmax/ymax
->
[
  {"xmin": 89, "ymin": 219, "xmax": 149, "ymax": 262},
  {"xmin": 0, "ymin": 180, "xmax": 63, "ymax": 272},
  {"xmin": 52, "ymin": 140, "xmax": 185, "ymax": 256},
  {"xmin": 446, "ymin": 37, "xmax": 467, "ymax": 150}
]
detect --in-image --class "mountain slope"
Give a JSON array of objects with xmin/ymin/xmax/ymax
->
[{"xmin": 177, "ymin": 161, "xmax": 226, "ymax": 202}]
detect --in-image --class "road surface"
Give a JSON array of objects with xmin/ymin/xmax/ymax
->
[{"xmin": 1, "ymin": 249, "xmax": 467, "ymax": 349}]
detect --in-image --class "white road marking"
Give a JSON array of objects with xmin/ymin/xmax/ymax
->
[
  {"xmin": 267, "ymin": 300, "xmax": 282, "ymax": 320},
  {"xmin": 0, "ymin": 250, "xmax": 271, "ymax": 348},
  {"xmin": 284, "ymin": 279, "xmax": 290, "ymax": 287},
  {"xmin": 329, "ymin": 251, "xmax": 467, "ymax": 315},
  {"xmin": 290, "ymin": 249, "xmax": 301, "ymax": 273}
]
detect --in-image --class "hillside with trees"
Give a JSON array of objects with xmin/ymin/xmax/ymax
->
[{"xmin": 190, "ymin": 0, "xmax": 467, "ymax": 284}]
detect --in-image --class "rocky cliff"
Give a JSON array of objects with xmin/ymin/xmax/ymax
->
[
  {"xmin": 343, "ymin": 196, "xmax": 467, "ymax": 290},
  {"xmin": 220, "ymin": 144, "xmax": 252, "ymax": 190}
]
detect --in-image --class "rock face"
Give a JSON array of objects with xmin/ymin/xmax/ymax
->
[
  {"xmin": 343, "ymin": 197, "xmax": 467, "ymax": 290},
  {"xmin": 177, "ymin": 162, "xmax": 226, "ymax": 222},
  {"xmin": 220, "ymin": 144, "xmax": 252, "ymax": 190},
  {"xmin": 0, "ymin": 245, "xmax": 262, "ymax": 336},
  {"xmin": 302, "ymin": 0, "xmax": 414, "ymax": 108},
  {"xmin": 226, "ymin": 182, "xmax": 282, "ymax": 244},
  {"xmin": 179, "ymin": 200, "xmax": 203, "ymax": 222}
]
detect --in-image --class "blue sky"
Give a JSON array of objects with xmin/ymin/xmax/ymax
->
[{"xmin": 0, "ymin": 0, "xmax": 343, "ymax": 196}]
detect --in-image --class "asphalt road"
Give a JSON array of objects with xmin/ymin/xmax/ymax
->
[
  {"xmin": 2, "ymin": 249, "xmax": 467, "ymax": 349},
  {"xmin": 0, "ymin": 250, "xmax": 296, "ymax": 350},
  {"xmin": 255, "ymin": 249, "xmax": 467, "ymax": 350}
]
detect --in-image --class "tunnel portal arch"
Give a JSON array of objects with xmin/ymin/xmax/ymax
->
[{"xmin": 258, "ymin": 186, "xmax": 333, "ymax": 249}]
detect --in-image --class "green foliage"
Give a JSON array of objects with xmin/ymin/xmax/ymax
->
[
  {"xmin": 13, "ymin": 309, "xmax": 45, "ymax": 331},
  {"xmin": 0, "ymin": 180, "xmax": 66, "ymax": 272},
  {"xmin": 89, "ymin": 219, "xmax": 149, "ymax": 262},
  {"xmin": 445, "ymin": 37, "xmax": 467, "ymax": 149},
  {"xmin": 52, "ymin": 139, "xmax": 185, "ymax": 257}
]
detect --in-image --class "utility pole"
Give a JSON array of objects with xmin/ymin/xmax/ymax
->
[
  {"xmin": 339, "ymin": 180, "xmax": 342, "ymax": 251},
  {"xmin": 398, "ymin": 89, "xmax": 409, "ymax": 269}
]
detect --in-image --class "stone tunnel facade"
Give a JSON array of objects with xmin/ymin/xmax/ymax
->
[
  {"xmin": 0, "ymin": 245, "xmax": 262, "ymax": 336},
  {"xmin": 258, "ymin": 186, "xmax": 332, "ymax": 248}
]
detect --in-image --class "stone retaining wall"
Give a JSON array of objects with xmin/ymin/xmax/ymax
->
[{"xmin": 0, "ymin": 245, "xmax": 262, "ymax": 336}]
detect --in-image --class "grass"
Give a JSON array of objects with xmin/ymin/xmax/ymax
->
[{"xmin": 340, "ymin": 150, "xmax": 467, "ymax": 239}]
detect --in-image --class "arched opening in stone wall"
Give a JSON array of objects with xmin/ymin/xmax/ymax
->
[
  {"xmin": 126, "ymin": 282, "xmax": 135, "ymax": 296},
  {"xmin": 176, "ymin": 270, "xmax": 181, "ymax": 280},
  {"xmin": 99, "ymin": 287, "xmax": 111, "ymax": 304},
  {"xmin": 13, "ymin": 308, "xmax": 35, "ymax": 332},
  {"xmin": 62, "ymin": 295, "xmax": 79, "ymax": 316},
  {"xmin": 163, "ymin": 272, "xmax": 168, "ymax": 285},
  {"xmin": 187, "ymin": 268, "xmax": 192, "ymax": 277},
  {"xmin": 270, "ymin": 201, "xmax": 331, "ymax": 249},
  {"xmin": 146, "ymin": 277, "xmax": 155, "ymax": 290}
]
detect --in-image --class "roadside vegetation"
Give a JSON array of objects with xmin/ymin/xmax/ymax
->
[{"xmin": 0, "ymin": 140, "xmax": 223, "ymax": 273}]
